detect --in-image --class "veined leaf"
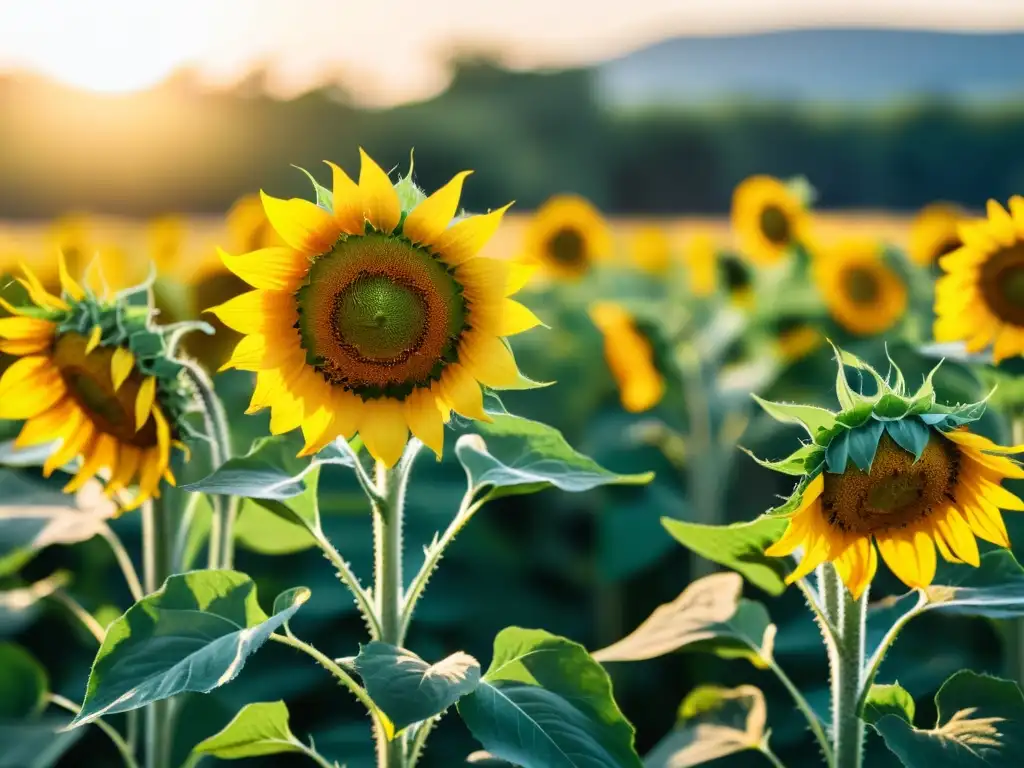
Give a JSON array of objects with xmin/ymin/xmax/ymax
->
[
  {"xmin": 885, "ymin": 419, "xmax": 931, "ymax": 461},
  {"xmin": 863, "ymin": 683, "xmax": 916, "ymax": 726},
  {"xmin": 193, "ymin": 700, "xmax": 306, "ymax": 759},
  {"xmin": 750, "ymin": 396, "xmax": 836, "ymax": 441},
  {"xmin": 457, "ymin": 627, "xmax": 643, "ymax": 768},
  {"xmin": 741, "ymin": 442, "xmax": 825, "ymax": 477},
  {"xmin": 69, "ymin": 571, "xmax": 309, "ymax": 726},
  {"xmin": 847, "ymin": 420, "xmax": 884, "ymax": 472},
  {"xmin": 922, "ymin": 551, "xmax": 1024, "ymax": 619},
  {"xmin": 0, "ymin": 642, "xmax": 47, "ymax": 718}
]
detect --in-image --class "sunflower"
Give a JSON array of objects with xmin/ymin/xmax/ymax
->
[
  {"xmin": 0, "ymin": 258, "xmax": 193, "ymax": 508},
  {"xmin": 589, "ymin": 302, "xmax": 664, "ymax": 413},
  {"xmin": 814, "ymin": 240, "xmax": 907, "ymax": 336},
  {"xmin": 755, "ymin": 349, "xmax": 1023, "ymax": 598},
  {"xmin": 774, "ymin": 323, "xmax": 823, "ymax": 363},
  {"xmin": 719, "ymin": 253, "xmax": 755, "ymax": 309},
  {"xmin": 46, "ymin": 214, "xmax": 138, "ymax": 293},
  {"xmin": 731, "ymin": 175, "xmax": 809, "ymax": 265},
  {"xmin": 227, "ymin": 193, "xmax": 286, "ymax": 253},
  {"xmin": 629, "ymin": 226, "xmax": 672, "ymax": 275},
  {"xmin": 684, "ymin": 232, "xmax": 718, "ymax": 298},
  {"xmin": 523, "ymin": 194, "xmax": 612, "ymax": 280},
  {"xmin": 211, "ymin": 150, "xmax": 543, "ymax": 467},
  {"xmin": 935, "ymin": 198, "xmax": 1024, "ymax": 363},
  {"xmin": 908, "ymin": 202, "xmax": 965, "ymax": 267}
]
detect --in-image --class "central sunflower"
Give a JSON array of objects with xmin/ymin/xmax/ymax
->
[
  {"xmin": 753, "ymin": 349, "xmax": 1024, "ymax": 597},
  {"xmin": 212, "ymin": 151, "xmax": 543, "ymax": 467},
  {"xmin": 814, "ymin": 240, "xmax": 907, "ymax": 336},
  {"xmin": 935, "ymin": 197, "xmax": 1024, "ymax": 362}
]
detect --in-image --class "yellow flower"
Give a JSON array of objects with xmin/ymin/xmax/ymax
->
[
  {"xmin": 211, "ymin": 150, "xmax": 543, "ymax": 467},
  {"xmin": 934, "ymin": 197, "xmax": 1024, "ymax": 363},
  {"xmin": 731, "ymin": 175, "xmax": 809, "ymax": 265},
  {"xmin": 814, "ymin": 240, "xmax": 907, "ymax": 336},
  {"xmin": 589, "ymin": 303, "xmax": 664, "ymax": 413},
  {"xmin": 908, "ymin": 202, "xmax": 965, "ymax": 267},
  {"xmin": 775, "ymin": 324, "xmax": 822, "ymax": 363},
  {"xmin": 684, "ymin": 232, "xmax": 718, "ymax": 297},
  {"xmin": 46, "ymin": 214, "xmax": 138, "ymax": 293},
  {"xmin": 523, "ymin": 194, "xmax": 612, "ymax": 279},
  {"xmin": 629, "ymin": 226, "xmax": 672, "ymax": 275},
  {"xmin": 768, "ymin": 429, "xmax": 1024, "ymax": 598},
  {"xmin": 0, "ymin": 258, "xmax": 188, "ymax": 509}
]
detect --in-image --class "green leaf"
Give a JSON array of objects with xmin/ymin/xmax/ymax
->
[
  {"xmin": 825, "ymin": 430, "xmax": 850, "ymax": 473},
  {"xmin": 908, "ymin": 361, "xmax": 942, "ymax": 414},
  {"xmin": 193, "ymin": 700, "xmax": 305, "ymax": 759},
  {"xmin": 592, "ymin": 573, "xmax": 776, "ymax": 668},
  {"xmin": 835, "ymin": 401, "xmax": 875, "ymax": 430},
  {"xmin": 0, "ymin": 642, "xmax": 47, "ymax": 718},
  {"xmin": 236, "ymin": 467, "xmax": 322, "ymax": 553},
  {"xmin": 293, "ymin": 165, "xmax": 334, "ymax": 212},
  {"xmin": 456, "ymin": 414, "xmax": 653, "ymax": 500},
  {"xmin": 863, "ymin": 683, "xmax": 916, "ymax": 726},
  {"xmin": 751, "ymin": 395, "xmax": 837, "ymax": 441},
  {"xmin": 922, "ymin": 551, "xmax": 1024, "ymax": 618},
  {"xmin": 847, "ymin": 420, "xmax": 884, "ymax": 471},
  {"xmin": 741, "ymin": 443, "xmax": 825, "ymax": 476},
  {"xmin": 69, "ymin": 571, "xmax": 310, "ymax": 726},
  {"xmin": 457, "ymin": 627, "xmax": 643, "ymax": 768},
  {"xmin": 836, "ymin": 345, "xmax": 889, "ymax": 399},
  {"xmin": 0, "ymin": 722, "xmax": 83, "ymax": 768},
  {"xmin": 644, "ymin": 685, "xmax": 768, "ymax": 768},
  {"xmin": 354, "ymin": 642, "xmax": 481, "ymax": 734},
  {"xmin": 885, "ymin": 419, "xmax": 931, "ymax": 461},
  {"xmin": 873, "ymin": 671, "xmax": 1024, "ymax": 767},
  {"xmin": 662, "ymin": 516, "xmax": 790, "ymax": 595},
  {"xmin": 873, "ymin": 394, "xmax": 913, "ymax": 421}
]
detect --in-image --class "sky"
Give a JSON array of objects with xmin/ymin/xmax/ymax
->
[{"xmin": 1, "ymin": 0, "xmax": 1023, "ymax": 104}]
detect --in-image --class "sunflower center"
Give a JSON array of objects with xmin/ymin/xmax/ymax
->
[
  {"xmin": 548, "ymin": 228, "xmax": 586, "ymax": 266},
  {"xmin": 843, "ymin": 267, "xmax": 881, "ymax": 305},
  {"xmin": 759, "ymin": 205, "xmax": 791, "ymax": 245},
  {"xmin": 979, "ymin": 244, "xmax": 1024, "ymax": 326},
  {"xmin": 822, "ymin": 432, "xmax": 957, "ymax": 534},
  {"xmin": 52, "ymin": 334, "xmax": 159, "ymax": 448},
  {"xmin": 296, "ymin": 233, "xmax": 466, "ymax": 399}
]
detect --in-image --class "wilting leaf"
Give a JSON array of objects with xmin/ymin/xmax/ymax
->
[
  {"xmin": 592, "ymin": 572, "xmax": 775, "ymax": 668},
  {"xmin": 863, "ymin": 683, "xmax": 916, "ymax": 726},
  {"xmin": 456, "ymin": 415, "xmax": 653, "ymax": 500},
  {"xmin": 355, "ymin": 642, "xmax": 481, "ymax": 734},
  {"xmin": 69, "ymin": 571, "xmax": 309, "ymax": 726},
  {"xmin": 193, "ymin": 700, "xmax": 305, "ymax": 759},
  {"xmin": 662, "ymin": 517, "xmax": 789, "ymax": 595},
  {"xmin": 644, "ymin": 685, "xmax": 768, "ymax": 768},
  {"xmin": 872, "ymin": 671, "xmax": 1024, "ymax": 767},
  {"xmin": 458, "ymin": 627, "xmax": 643, "ymax": 768}
]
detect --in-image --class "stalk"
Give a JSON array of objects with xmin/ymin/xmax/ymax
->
[
  {"xmin": 831, "ymin": 571, "xmax": 867, "ymax": 768},
  {"xmin": 141, "ymin": 500, "xmax": 175, "ymax": 768},
  {"xmin": 1007, "ymin": 413, "xmax": 1024, "ymax": 685}
]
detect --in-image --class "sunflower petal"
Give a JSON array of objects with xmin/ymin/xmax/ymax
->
[
  {"xmin": 299, "ymin": 392, "xmax": 363, "ymax": 458},
  {"xmin": 960, "ymin": 498, "xmax": 1010, "ymax": 547},
  {"xmin": 65, "ymin": 434, "xmax": 119, "ymax": 493},
  {"xmin": 108, "ymin": 445, "xmax": 142, "ymax": 494},
  {"xmin": 260, "ymin": 191, "xmax": 340, "ymax": 254},
  {"xmin": 219, "ymin": 334, "xmax": 302, "ymax": 372},
  {"xmin": 207, "ymin": 290, "xmax": 297, "ymax": 335},
  {"xmin": 219, "ymin": 246, "xmax": 310, "ymax": 291},
  {"xmin": 57, "ymin": 251, "xmax": 86, "ymax": 301},
  {"xmin": 403, "ymin": 171, "xmax": 472, "ymax": 246},
  {"xmin": 438, "ymin": 363, "xmax": 490, "ymax": 422},
  {"xmin": 358, "ymin": 149, "xmax": 401, "ymax": 234},
  {"xmin": 135, "ymin": 377, "xmax": 156, "ymax": 432},
  {"xmin": 505, "ymin": 261, "xmax": 537, "ymax": 296},
  {"xmin": 0, "ymin": 316, "xmax": 57, "ymax": 342},
  {"xmin": 932, "ymin": 506, "xmax": 980, "ymax": 567},
  {"xmin": 85, "ymin": 325, "xmax": 102, "ymax": 354},
  {"xmin": 460, "ymin": 333, "xmax": 520, "ymax": 388},
  {"xmin": 0, "ymin": 359, "xmax": 65, "ymax": 419},
  {"xmin": 765, "ymin": 506, "xmax": 814, "ymax": 557},
  {"xmin": 432, "ymin": 204, "xmax": 513, "ymax": 266},
  {"xmin": 42, "ymin": 411, "xmax": 90, "ymax": 477},
  {"xmin": 833, "ymin": 535, "xmax": 876, "ymax": 600},
  {"xmin": 498, "ymin": 299, "xmax": 545, "ymax": 337},
  {"xmin": 325, "ymin": 160, "xmax": 365, "ymax": 235},
  {"xmin": 876, "ymin": 528, "xmax": 936, "ymax": 590},
  {"xmin": 359, "ymin": 398, "xmax": 409, "ymax": 468},
  {"xmin": 987, "ymin": 200, "xmax": 1017, "ymax": 245},
  {"xmin": 110, "ymin": 347, "xmax": 135, "ymax": 392},
  {"xmin": 404, "ymin": 387, "xmax": 445, "ymax": 458},
  {"xmin": 19, "ymin": 263, "xmax": 69, "ymax": 311},
  {"xmin": 16, "ymin": 399, "xmax": 76, "ymax": 447}
]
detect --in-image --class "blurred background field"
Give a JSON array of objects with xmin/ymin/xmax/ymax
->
[{"xmin": 4, "ymin": 2, "xmax": 1024, "ymax": 767}]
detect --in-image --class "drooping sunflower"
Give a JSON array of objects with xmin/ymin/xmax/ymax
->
[
  {"xmin": 523, "ymin": 194, "xmax": 612, "ymax": 280},
  {"xmin": 755, "ymin": 349, "xmax": 1024, "ymax": 597},
  {"xmin": 210, "ymin": 150, "xmax": 543, "ymax": 467},
  {"xmin": 908, "ymin": 202, "xmax": 965, "ymax": 267},
  {"xmin": 934, "ymin": 198, "xmax": 1024, "ymax": 363},
  {"xmin": 731, "ymin": 175, "xmax": 809, "ymax": 265},
  {"xmin": 684, "ymin": 232, "xmax": 718, "ymax": 298},
  {"xmin": 589, "ymin": 303, "xmax": 664, "ymax": 413},
  {"xmin": 814, "ymin": 240, "xmax": 907, "ymax": 336},
  {"xmin": 0, "ymin": 258, "xmax": 194, "ymax": 508},
  {"xmin": 629, "ymin": 225, "xmax": 672, "ymax": 275}
]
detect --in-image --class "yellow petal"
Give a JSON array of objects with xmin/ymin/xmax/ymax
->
[
  {"xmin": 358, "ymin": 148, "xmax": 400, "ymax": 234},
  {"xmin": 134, "ymin": 448, "xmax": 165, "ymax": 504},
  {"xmin": 325, "ymin": 160, "xmax": 365, "ymax": 235},
  {"xmin": 833, "ymin": 535, "xmax": 877, "ymax": 600},
  {"xmin": 966, "ymin": 474, "xmax": 1024, "ymax": 511},
  {"xmin": 43, "ymin": 416, "xmax": 91, "ymax": 478},
  {"xmin": 1010, "ymin": 195, "xmax": 1024, "ymax": 233},
  {"xmin": 987, "ymin": 199, "xmax": 1017, "ymax": 245},
  {"xmin": 107, "ymin": 444, "xmax": 142, "ymax": 494},
  {"xmin": 111, "ymin": 347, "xmax": 135, "ymax": 392},
  {"xmin": 403, "ymin": 171, "xmax": 472, "ymax": 246},
  {"xmin": 207, "ymin": 290, "xmax": 298, "ymax": 335},
  {"xmin": 135, "ymin": 377, "xmax": 156, "ymax": 432},
  {"xmin": 944, "ymin": 429, "xmax": 1024, "ymax": 454},
  {"xmin": 764, "ymin": 506, "xmax": 814, "ymax": 557},
  {"xmin": 299, "ymin": 390, "xmax": 363, "ymax": 457},
  {"xmin": 0, "ymin": 338, "xmax": 51, "ymax": 355},
  {"xmin": 784, "ymin": 511, "xmax": 834, "ymax": 583},
  {"xmin": 219, "ymin": 246, "xmax": 310, "ymax": 291},
  {"xmin": 358, "ymin": 398, "xmax": 409, "ymax": 468},
  {"xmin": 219, "ymin": 334, "xmax": 302, "ymax": 372},
  {"xmin": 85, "ymin": 325, "xmax": 102, "ymax": 354},
  {"xmin": 457, "ymin": 257, "xmax": 511, "ymax": 306},
  {"xmin": 992, "ymin": 327, "xmax": 1024, "ymax": 363},
  {"xmin": 932, "ymin": 507, "xmax": 980, "ymax": 567},
  {"xmin": 433, "ymin": 204, "xmax": 513, "ymax": 267},
  {"xmin": 0, "ymin": 358, "xmax": 64, "ymax": 419},
  {"xmin": 960, "ymin": 497, "xmax": 1010, "ymax": 547},
  {"xmin": 57, "ymin": 251, "xmax": 85, "ymax": 301},
  {"xmin": 460, "ymin": 333, "xmax": 520, "ymax": 388},
  {"xmin": 876, "ymin": 528, "xmax": 936, "ymax": 590},
  {"xmin": 153, "ymin": 407, "xmax": 171, "ymax": 468},
  {"xmin": 247, "ymin": 370, "xmax": 280, "ymax": 414},
  {"xmin": 438, "ymin": 363, "xmax": 490, "ymax": 422},
  {"xmin": 16, "ymin": 399, "xmax": 77, "ymax": 447},
  {"xmin": 505, "ymin": 261, "xmax": 537, "ymax": 296},
  {"xmin": 404, "ymin": 387, "xmax": 445, "ymax": 458},
  {"xmin": 934, "ymin": 532, "xmax": 962, "ymax": 564},
  {"xmin": 0, "ymin": 316, "xmax": 57, "ymax": 342},
  {"xmin": 498, "ymin": 299, "xmax": 545, "ymax": 337},
  {"xmin": 18, "ymin": 263, "xmax": 69, "ymax": 311},
  {"xmin": 260, "ymin": 191, "xmax": 340, "ymax": 255},
  {"xmin": 269, "ymin": 390, "xmax": 305, "ymax": 435},
  {"xmin": 65, "ymin": 434, "xmax": 119, "ymax": 493}
]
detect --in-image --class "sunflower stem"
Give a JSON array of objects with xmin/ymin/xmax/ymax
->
[
  {"xmin": 831, "ymin": 571, "xmax": 867, "ymax": 768},
  {"xmin": 1007, "ymin": 413, "xmax": 1024, "ymax": 686},
  {"xmin": 141, "ymin": 499, "xmax": 175, "ymax": 768},
  {"xmin": 817, "ymin": 564, "xmax": 840, "ymax": 631}
]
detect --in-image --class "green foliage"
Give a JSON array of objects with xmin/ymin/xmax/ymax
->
[
  {"xmin": 863, "ymin": 683, "xmax": 916, "ymax": 726},
  {"xmin": 457, "ymin": 627, "xmax": 643, "ymax": 768},
  {"xmin": 0, "ymin": 723, "xmax": 83, "ymax": 768},
  {"xmin": 872, "ymin": 672, "xmax": 1024, "ymax": 767},
  {"xmin": 70, "ymin": 571, "xmax": 309, "ymax": 726},
  {"xmin": 922, "ymin": 551, "xmax": 1024, "ymax": 619},
  {"xmin": 193, "ymin": 701, "xmax": 305, "ymax": 759},
  {"xmin": 0, "ymin": 643, "xmax": 47, "ymax": 718},
  {"xmin": 354, "ymin": 642, "xmax": 480, "ymax": 734},
  {"xmin": 661, "ymin": 516, "xmax": 790, "ymax": 595},
  {"xmin": 750, "ymin": 395, "xmax": 837, "ymax": 443}
]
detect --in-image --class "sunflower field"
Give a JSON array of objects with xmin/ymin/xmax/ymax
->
[{"xmin": 3, "ymin": 145, "xmax": 1024, "ymax": 768}]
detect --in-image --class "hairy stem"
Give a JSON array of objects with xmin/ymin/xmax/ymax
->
[
  {"xmin": 765, "ymin": 656, "xmax": 833, "ymax": 765},
  {"xmin": 141, "ymin": 500, "xmax": 174, "ymax": 768},
  {"xmin": 99, "ymin": 523, "xmax": 144, "ymax": 603},
  {"xmin": 51, "ymin": 589, "xmax": 106, "ymax": 644},
  {"xmin": 832, "ymin": 577, "xmax": 867, "ymax": 768},
  {"xmin": 313, "ymin": 527, "xmax": 381, "ymax": 640},
  {"xmin": 270, "ymin": 633, "xmax": 379, "ymax": 718}
]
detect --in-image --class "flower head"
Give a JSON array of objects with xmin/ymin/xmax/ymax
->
[
  {"xmin": 814, "ymin": 240, "xmax": 907, "ymax": 336},
  {"xmin": 629, "ymin": 226, "xmax": 672, "ymax": 275},
  {"xmin": 523, "ymin": 194, "xmax": 612, "ymax": 280},
  {"xmin": 731, "ymin": 175, "xmax": 809, "ymax": 265},
  {"xmin": 0, "ymin": 258, "xmax": 194, "ymax": 509},
  {"xmin": 685, "ymin": 232, "xmax": 718, "ymax": 298},
  {"xmin": 908, "ymin": 202, "xmax": 965, "ymax": 267},
  {"xmin": 589, "ymin": 302, "xmax": 664, "ymax": 413},
  {"xmin": 211, "ymin": 150, "xmax": 543, "ymax": 467},
  {"xmin": 754, "ymin": 348, "xmax": 1023, "ymax": 598}
]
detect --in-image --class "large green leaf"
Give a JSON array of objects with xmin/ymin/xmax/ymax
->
[
  {"xmin": 354, "ymin": 642, "xmax": 480, "ymax": 734},
  {"xmin": 922, "ymin": 551, "xmax": 1024, "ymax": 618},
  {"xmin": 662, "ymin": 517, "xmax": 789, "ymax": 595},
  {"xmin": 457, "ymin": 627, "xmax": 643, "ymax": 768},
  {"xmin": 69, "ymin": 570, "xmax": 309, "ymax": 726},
  {"xmin": 873, "ymin": 671, "xmax": 1024, "ymax": 767},
  {"xmin": 863, "ymin": 683, "xmax": 916, "ymax": 727},
  {"xmin": 456, "ymin": 415, "xmax": 653, "ymax": 500},
  {"xmin": 644, "ymin": 685, "xmax": 768, "ymax": 768},
  {"xmin": 592, "ymin": 573, "xmax": 775, "ymax": 668},
  {"xmin": 750, "ymin": 395, "xmax": 836, "ymax": 442},
  {"xmin": 193, "ymin": 700, "xmax": 306, "ymax": 759},
  {"xmin": 0, "ymin": 642, "xmax": 47, "ymax": 718},
  {"xmin": 0, "ymin": 722, "xmax": 83, "ymax": 768}
]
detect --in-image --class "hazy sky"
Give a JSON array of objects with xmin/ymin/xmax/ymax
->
[{"xmin": 1, "ymin": 0, "xmax": 1023, "ymax": 103}]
